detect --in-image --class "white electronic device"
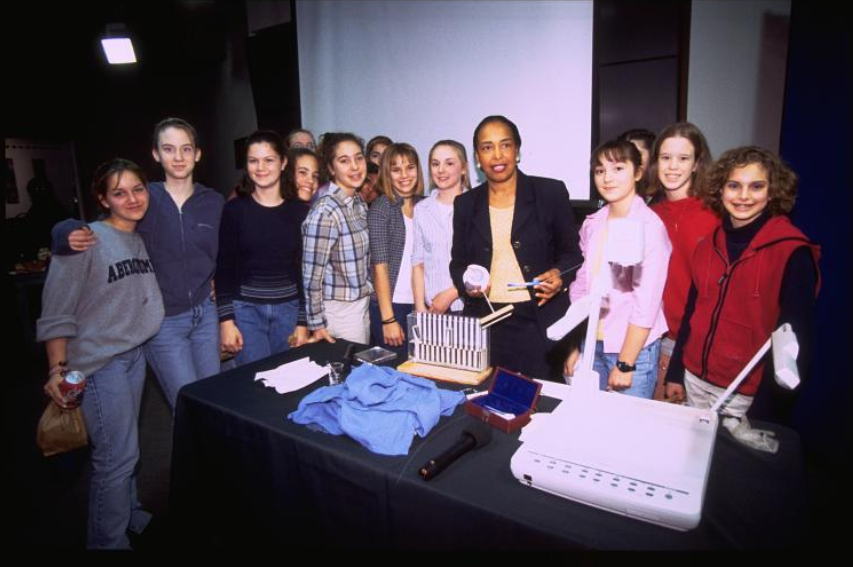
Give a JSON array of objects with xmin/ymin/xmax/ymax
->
[
  {"xmin": 521, "ymin": 217, "xmax": 802, "ymax": 531},
  {"xmin": 521, "ymin": 318, "xmax": 798, "ymax": 531},
  {"xmin": 510, "ymin": 390, "xmax": 718, "ymax": 531}
]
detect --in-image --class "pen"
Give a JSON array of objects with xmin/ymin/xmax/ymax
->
[
  {"xmin": 507, "ymin": 262, "xmax": 584, "ymax": 288},
  {"xmin": 483, "ymin": 405, "xmax": 516, "ymax": 419},
  {"xmin": 507, "ymin": 279, "xmax": 541, "ymax": 288}
]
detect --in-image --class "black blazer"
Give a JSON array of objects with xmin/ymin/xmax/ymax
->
[{"xmin": 450, "ymin": 170, "xmax": 582, "ymax": 332}]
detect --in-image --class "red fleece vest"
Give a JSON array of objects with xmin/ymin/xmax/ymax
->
[{"xmin": 682, "ymin": 216, "xmax": 819, "ymax": 396}]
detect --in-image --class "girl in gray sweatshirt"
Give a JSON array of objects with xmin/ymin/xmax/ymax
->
[{"xmin": 38, "ymin": 159, "xmax": 163, "ymax": 549}]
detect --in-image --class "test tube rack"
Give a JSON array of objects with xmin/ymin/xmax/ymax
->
[{"xmin": 397, "ymin": 312, "xmax": 492, "ymax": 385}]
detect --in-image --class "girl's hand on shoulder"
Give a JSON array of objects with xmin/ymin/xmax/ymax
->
[{"xmin": 69, "ymin": 226, "xmax": 98, "ymax": 252}]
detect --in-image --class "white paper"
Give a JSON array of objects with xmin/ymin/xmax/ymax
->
[
  {"xmin": 534, "ymin": 379, "xmax": 573, "ymax": 401},
  {"xmin": 254, "ymin": 357, "xmax": 329, "ymax": 394}
]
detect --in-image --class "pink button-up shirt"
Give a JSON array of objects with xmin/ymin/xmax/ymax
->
[{"xmin": 569, "ymin": 195, "xmax": 671, "ymax": 353}]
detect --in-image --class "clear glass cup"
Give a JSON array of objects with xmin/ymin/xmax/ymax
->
[{"xmin": 328, "ymin": 362, "xmax": 346, "ymax": 386}]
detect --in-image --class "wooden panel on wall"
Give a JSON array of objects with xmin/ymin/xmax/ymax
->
[{"xmin": 589, "ymin": 0, "xmax": 691, "ymax": 205}]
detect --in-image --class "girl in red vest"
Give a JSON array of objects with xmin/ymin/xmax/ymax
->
[{"xmin": 665, "ymin": 146, "xmax": 819, "ymax": 451}]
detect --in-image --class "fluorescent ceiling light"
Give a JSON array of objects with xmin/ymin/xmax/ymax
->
[{"xmin": 101, "ymin": 34, "xmax": 137, "ymax": 65}]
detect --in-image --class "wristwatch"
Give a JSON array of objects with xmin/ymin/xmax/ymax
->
[{"xmin": 616, "ymin": 360, "xmax": 636, "ymax": 373}]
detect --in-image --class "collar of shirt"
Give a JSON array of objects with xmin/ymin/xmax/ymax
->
[{"xmin": 329, "ymin": 182, "xmax": 364, "ymax": 211}]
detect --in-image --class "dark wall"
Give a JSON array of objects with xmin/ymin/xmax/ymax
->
[
  {"xmin": 246, "ymin": 19, "xmax": 302, "ymax": 136},
  {"xmin": 588, "ymin": 0, "xmax": 690, "ymax": 207},
  {"xmin": 7, "ymin": 1, "xmax": 242, "ymax": 218},
  {"xmin": 780, "ymin": 4, "xmax": 852, "ymax": 464},
  {"xmin": 593, "ymin": 0, "xmax": 691, "ymax": 145}
]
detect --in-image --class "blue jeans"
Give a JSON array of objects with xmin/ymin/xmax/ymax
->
[
  {"xmin": 369, "ymin": 300, "xmax": 413, "ymax": 361},
  {"xmin": 587, "ymin": 339, "xmax": 661, "ymax": 399},
  {"xmin": 143, "ymin": 297, "xmax": 220, "ymax": 411},
  {"xmin": 233, "ymin": 299, "xmax": 299, "ymax": 366},
  {"xmin": 80, "ymin": 347, "xmax": 151, "ymax": 549}
]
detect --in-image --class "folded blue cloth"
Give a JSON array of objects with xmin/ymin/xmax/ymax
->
[{"xmin": 288, "ymin": 364, "xmax": 466, "ymax": 455}]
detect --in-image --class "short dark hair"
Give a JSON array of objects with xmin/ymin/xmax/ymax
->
[
  {"xmin": 236, "ymin": 130, "xmax": 287, "ymax": 197},
  {"xmin": 618, "ymin": 128, "xmax": 656, "ymax": 151},
  {"xmin": 590, "ymin": 139, "xmax": 642, "ymax": 172},
  {"xmin": 152, "ymin": 117, "xmax": 198, "ymax": 150},
  {"xmin": 282, "ymin": 147, "xmax": 318, "ymax": 202},
  {"xmin": 366, "ymin": 135, "xmax": 393, "ymax": 157},
  {"xmin": 286, "ymin": 128, "xmax": 316, "ymax": 149},
  {"xmin": 473, "ymin": 115, "xmax": 522, "ymax": 152}
]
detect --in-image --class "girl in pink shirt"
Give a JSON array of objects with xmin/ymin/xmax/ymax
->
[{"xmin": 564, "ymin": 140, "xmax": 671, "ymax": 398}]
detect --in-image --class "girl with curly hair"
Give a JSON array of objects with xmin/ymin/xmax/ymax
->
[{"xmin": 664, "ymin": 146, "xmax": 820, "ymax": 451}]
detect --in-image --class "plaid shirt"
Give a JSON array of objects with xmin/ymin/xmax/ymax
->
[{"xmin": 302, "ymin": 184, "xmax": 373, "ymax": 330}]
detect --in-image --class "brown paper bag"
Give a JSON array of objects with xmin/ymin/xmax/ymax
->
[{"xmin": 36, "ymin": 402, "xmax": 88, "ymax": 457}]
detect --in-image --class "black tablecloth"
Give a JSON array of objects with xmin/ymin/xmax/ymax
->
[{"xmin": 171, "ymin": 341, "xmax": 806, "ymax": 550}]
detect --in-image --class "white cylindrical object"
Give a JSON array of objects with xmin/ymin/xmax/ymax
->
[{"xmin": 463, "ymin": 264, "xmax": 490, "ymax": 291}]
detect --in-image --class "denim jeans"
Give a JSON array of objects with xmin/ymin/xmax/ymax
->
[
  {"xmin": 232, "ymin": 299, "xmax": 299, "ymax": 366},
  {"xmin": 587, "ymin": 338, "xmax": 661, "ymax": 399},
  {"xmin": 143, "ymin": 296, "xmax": 220, "ymax": 411},
  {"xmin": 80, "ymin": 347, "xmax": 151, "ymax": 549},
  {"xmin": 369, "ymin": 300, "xmax": 413, "ymax": 361}
]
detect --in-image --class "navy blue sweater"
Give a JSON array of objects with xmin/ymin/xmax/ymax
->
[{"xmin": 214, "ymin": 196, "xmax": 308, "ymax": 325}]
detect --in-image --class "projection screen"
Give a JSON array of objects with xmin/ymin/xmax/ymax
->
[{"xmin": 297, "ymin": 0, "xmax": 593, "ymax": 200}]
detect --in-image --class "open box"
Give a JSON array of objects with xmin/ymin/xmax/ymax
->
[{"xmin": 464, "ymin": 367, "xmax": 542, "ymax": 433}]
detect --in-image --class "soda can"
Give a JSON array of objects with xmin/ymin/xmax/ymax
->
[{"xmin": 58, "ymin": 370, "xmax": 87, "ymax": 406}]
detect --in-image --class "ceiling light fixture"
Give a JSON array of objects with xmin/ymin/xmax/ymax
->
[{"xmin": 101, "ymin": 23, "xmax": 137, "ymax": 65}]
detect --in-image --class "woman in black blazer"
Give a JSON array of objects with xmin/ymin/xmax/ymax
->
[{"xmin": 450, "ymin": 115, "xmax": 582, "ymax": 379}]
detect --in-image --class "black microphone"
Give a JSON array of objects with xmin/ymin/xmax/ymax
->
[{"xmin": 419, "ymin": 422, "xmax": 492, "ymax": 481}]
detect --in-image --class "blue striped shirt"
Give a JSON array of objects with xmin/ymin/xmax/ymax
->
[
  {"xmin": 412, "ymin": 190, "xmax": 464, "ymax": 312},
  {"xmin": 302, "ymin": 184, "xmax": 373, "ymax": 330}
]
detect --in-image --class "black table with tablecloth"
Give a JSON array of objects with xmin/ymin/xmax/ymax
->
[{"xmin": 170, "ymin": 340, "xmax": 806, "ymax": 550}]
